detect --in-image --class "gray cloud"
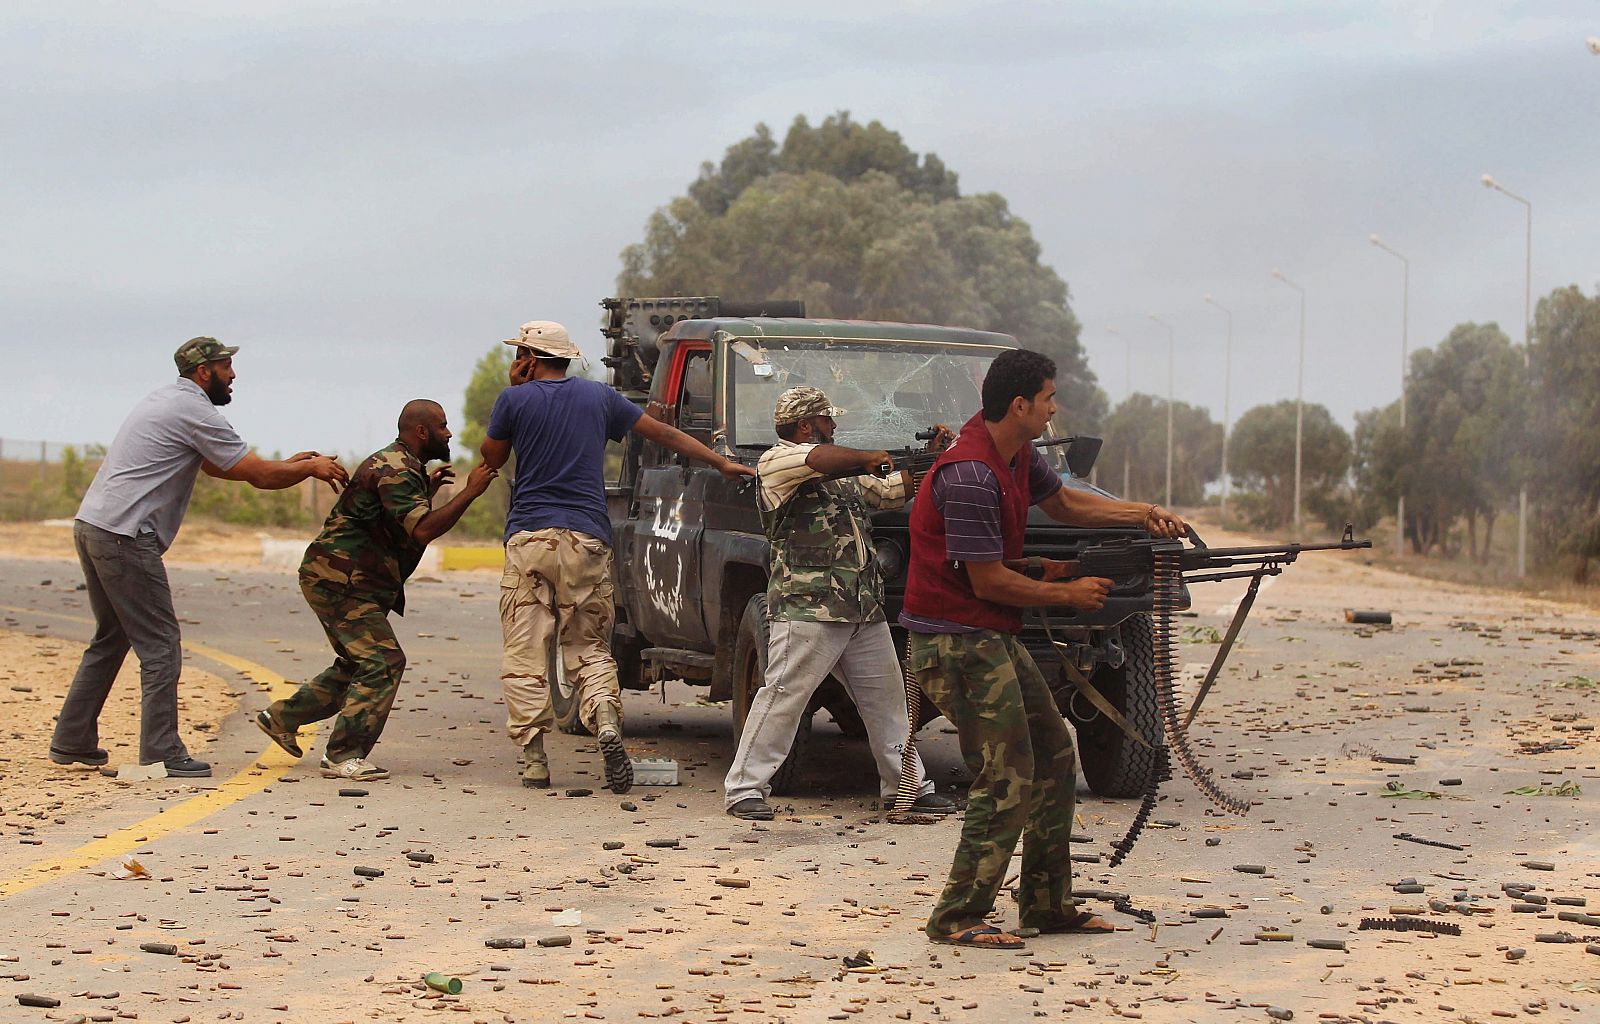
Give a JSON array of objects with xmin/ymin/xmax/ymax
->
[{"xmin": 3, "ymin": 1, "xmax": 1597, "ymax": 459}]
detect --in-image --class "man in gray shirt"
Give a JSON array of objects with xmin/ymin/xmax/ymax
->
[{"xmin": 51, "ymin": 337, "xmax": 347, "ymax": 778}]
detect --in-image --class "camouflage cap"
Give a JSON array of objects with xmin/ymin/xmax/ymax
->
[
  {"xmin": 773, "ymin": 385, "xmax": 846, "ymax": 426},
  {"xmin": 174, "ymin": 336, "xmax": 240, "ymax": 374},
  {"xmin": 504, "ymin": 320, "xmax": 582, "ymax": 360}
]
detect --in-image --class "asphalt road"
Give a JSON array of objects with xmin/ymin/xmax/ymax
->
[{"xmin": 0, "ymin": 553, "xmax": 1597, "ymax": 1024}]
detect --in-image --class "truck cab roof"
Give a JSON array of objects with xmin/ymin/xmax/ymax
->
[{"xmin": 664, "ymin": 317, "xmax": 1017, "ymax": 349}]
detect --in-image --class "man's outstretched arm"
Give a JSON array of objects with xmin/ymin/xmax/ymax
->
[
  {"xmin": 630, "ymin": 414, "xmax": 755, "ymax": 482},
  {"xmin": 203, "ymin": 451, "xmax": 347, "ymax": 491},
  {"xmin": 1037, "ymin": 487, "xmax": 1186, "ymax": 538}
]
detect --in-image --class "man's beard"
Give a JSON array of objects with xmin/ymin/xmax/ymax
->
[
  {"xmin": 423, "ymin": 437, "xmax": 451, "ymax": 462},
  {"xmin": 203, "ymin": 375, "xmax": 231, "ymax": 406}
]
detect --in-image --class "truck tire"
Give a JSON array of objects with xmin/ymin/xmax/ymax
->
[
  {"xmin": 550, "ymin": 639, "xmax": 590, "ymax": 736},
  {"xmin": 612, "ymin": 628, "xmax": 643, "ymax": 692},
  {"xmin": 732, "ymin": 594, "xmax": 810, "ymax": 797},
  {"xmin": 1067, "ymin": 614, "xmax": 1164, "ymax": 799}
]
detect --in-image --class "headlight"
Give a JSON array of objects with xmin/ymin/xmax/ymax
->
[{"xmin": 874, "ymin": 538, "xmax": 906, "ymax": 581}]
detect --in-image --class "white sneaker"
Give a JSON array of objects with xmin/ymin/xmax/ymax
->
[{"xmin": 319, "ymin": 756, "xmax": 389, "ymax": 781}]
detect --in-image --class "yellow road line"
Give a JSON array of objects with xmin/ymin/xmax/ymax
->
[{"xmin": 0, "ymin": 607, "xmax": 316, "ymax": 901}]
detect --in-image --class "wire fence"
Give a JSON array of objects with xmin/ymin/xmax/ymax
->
[{"xmin": 0, "ymin": 438, "xmax": 102, "ymax": 464}]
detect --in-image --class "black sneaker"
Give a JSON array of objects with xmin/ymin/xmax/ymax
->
[
  {"xmin": 163, "ymin": 757, "xmax": 212, "ymax": 778},
  {"xmin": 255, "ymin": 710, "xmax": 303, "ymax": 758},
  {"xmin": 597, "ymin": 726, "xmax": 633, "ymax": 795},
  {"xmin": 727, "ymin": 797, "xmax": 774, "ymax": 821},
  {"xmin": 884, "ymin": 793, "xmax": 960, "ymax": 815},
  {"xmin": 912, "ymin": 793, "xmax": 960, "ymax": 814},
  {"xmin": 49, "ymin": 747, "xmax": 109, "ymax": 767}
]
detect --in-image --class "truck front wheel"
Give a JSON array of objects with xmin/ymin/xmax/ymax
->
[
  {"xmin": 732, "ymin": 594, "xmax": 811, "ymax": 796},
  {"xmin": 1064, "ymin": 614, "xmax": 1165, "ymax": 799}
]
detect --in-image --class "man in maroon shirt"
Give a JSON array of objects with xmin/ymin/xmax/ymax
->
[{"xmin": 901, "ymin": 348, "xmax": 1186, "ymax": 949}]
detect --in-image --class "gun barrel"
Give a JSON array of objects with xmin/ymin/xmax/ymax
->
[{"xmin": 1190, "ymin": 540, "xmax": 1371, "ymax": 559}]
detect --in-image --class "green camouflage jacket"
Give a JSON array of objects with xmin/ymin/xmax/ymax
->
[
  {"xmin": 299, "ymin": 441, "xmax": 430, "ymax": 614},
  {"xmin": 758, "ymin": 440, "xmax": 907, "ymax": 623}
]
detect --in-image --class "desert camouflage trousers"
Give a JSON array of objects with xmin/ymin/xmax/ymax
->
[
  {"xmin": 499, "ymin": 528, "xmax": 621, "ymax": 745},
  {"xmin": 908, "ymin": 629, "xmax": 1078, "ymax": 937},
  {"xmin": 270, "ymin": 575, "xmax": 406, "ymax": 763}
]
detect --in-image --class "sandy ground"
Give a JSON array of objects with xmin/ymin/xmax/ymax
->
[
  {"xmin": 0, "ymin": 519, "xmax": 317, "ymax": 568},
  {"xmin": 0, "ymin": 629, "xmax": 236, "ymax": 828},
  {"xmin": 0, "ymin": 523, "xmax": 1596, "ymax": 1024}
]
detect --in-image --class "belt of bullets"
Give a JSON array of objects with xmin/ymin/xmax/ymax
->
[
  {"xmin": 1358, "ymin": 917, "xmax": 1463, "ymax": 936},
  {"xmin": 1153, "ymin": 551, "xmax": 1252, "ymax": 816},
  {"xmin": 1110, "ymin": 552, "xmax": 1250, "ymax": 867},
  {"xmin": 886, "ymin": 633, "xmax": 939, "ymax": 824}
]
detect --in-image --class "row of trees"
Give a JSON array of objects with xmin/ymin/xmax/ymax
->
[
  {"xmin": 1099, "ymin": 287, "xmax": 1600, "ymax": 579},
  {"xmin": 1355, "ymin": 288, "xmax": 1600, "ymax": 576}
]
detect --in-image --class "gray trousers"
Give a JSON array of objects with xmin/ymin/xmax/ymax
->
[
  {"xmin": 51, "ymin": 521, "xmax": 189, "ymax": 765},
  {"xmin": 724, "ymin": 617, "xmax": 932, "ymax": 808}
]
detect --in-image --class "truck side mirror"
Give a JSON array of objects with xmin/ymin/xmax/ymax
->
[{"xmin": 1065, "ymin": 436, "xmax": 1102, "ymax": 478}]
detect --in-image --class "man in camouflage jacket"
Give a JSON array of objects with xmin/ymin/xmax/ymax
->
[
  {"xmin": 255, "ymin": 400, "xmax": 497, "ymax": 782},
  {"xmin": 722, "ymin": 386, "xmax": 958, "ymax": 821}
]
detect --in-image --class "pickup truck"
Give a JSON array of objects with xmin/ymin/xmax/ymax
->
[{"xmin": 561, "ymin": 296, "xmax": 1171, "ymax": 798}]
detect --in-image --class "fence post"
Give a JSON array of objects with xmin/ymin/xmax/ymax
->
[{"xmin": 39, "ymin": 440, "xmax": 47, "ymax": 485}]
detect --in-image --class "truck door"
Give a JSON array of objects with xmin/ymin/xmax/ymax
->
[{"xmin": 628, "ymin": 341, "xmax": 712, "ymax": 647}]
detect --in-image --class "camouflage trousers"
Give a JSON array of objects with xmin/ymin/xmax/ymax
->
[
  {"xmin": 908, "ymin": 629, "xmax": 1078, "ymax": 937},
  {"xmin": 269, "ymin": 576, "xmax": 406, "ymax": 764},
  {"xmin": 499, "ymin": 528, "xmax": 620, "ymax": 744}
]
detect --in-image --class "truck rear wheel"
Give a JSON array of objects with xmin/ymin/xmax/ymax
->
[
  {"xmin": 732, "ymin": 594, "xmax": 810, "ymax": 796},
  {"xmin": 1066, "ymin": 614, "xmax": 1164, "ymax": 799}
]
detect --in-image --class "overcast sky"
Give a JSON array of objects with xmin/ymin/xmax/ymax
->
[{"xmin": 4, "ymin": 1, "xmax": 1597, "ymax": 459}]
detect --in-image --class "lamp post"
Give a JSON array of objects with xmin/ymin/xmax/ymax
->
[
  {"xmin": 1368, "ymin": 234, "xmax": 1410, "ymax": 557},
  {"xmin": 1107, "ymin": 326, "xmax": 1133, "ymax": 497},
  {"xmin": 1271, "ymin": 269, "xmax": 1307, "ymax": 530},
  {"xmin": 1481, "ymin": 173, "xmax": 1532, "ymax": 578},
  {"xmin": 1203, "ymin": 294, "xmax": 1234, "ymax": 523},
  {"xmin": 1148, "ymin": 313, "xmax": 1175, "ymax": 509}
]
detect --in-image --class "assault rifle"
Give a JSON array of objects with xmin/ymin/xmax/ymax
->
[{"xmin": 875, "ymin": 430, "xmax": 1103, "ymax": 481}]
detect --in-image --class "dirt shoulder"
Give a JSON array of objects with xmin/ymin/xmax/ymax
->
[
  {"xmin": 0, "ymin": 519, "xmax": 318, "ymax": 569},
  {"xmin": 0, "ymin": 630, "xmax": 237, "ymax": 830}
]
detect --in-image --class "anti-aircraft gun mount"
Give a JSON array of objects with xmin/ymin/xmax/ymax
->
[{"xmin": 601, "ymin": 296, "xmax": 805, "ymax": 397}]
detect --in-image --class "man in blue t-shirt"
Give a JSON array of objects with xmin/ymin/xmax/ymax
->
[{"xmin": 481, "ymin": 321, "xmax": 754, "ymax": 793}]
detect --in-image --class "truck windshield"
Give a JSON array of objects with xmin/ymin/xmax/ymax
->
[{"xmin": 729, "ymin": 340, "xmax": 1007, "ymax": 450}]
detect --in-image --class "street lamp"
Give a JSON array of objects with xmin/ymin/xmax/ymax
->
[
  {"xmin": 1147, "ymin": 313, "xmax": 1175, "ymax": 509},
  {"xmin": 1203, "ymin": 294, "xmax": 1234, "ymax": 523},
  {"xmin": 1107, "ymin": 326, "xmax": 1133, "ymax": 497},
  {"xmin": 1481, "ymin": 173, "xmax": 1532, "ymax": 578},
  {"xmin": 1271, "ymin": 269, "xmax": 1307, "ymax": 530},
  {"xmin": 1368, "ymin": 234, "xmax": 1410, "ymax": 558}
]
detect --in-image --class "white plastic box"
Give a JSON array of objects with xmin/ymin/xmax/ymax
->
[{"xmin": 630, "ymin": 757, "xmax": 679, "ymax": 786}]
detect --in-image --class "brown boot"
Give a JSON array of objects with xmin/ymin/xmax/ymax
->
[
  {"xmin": 594, "ymin": 703, "xmax": 632, "ymax": 794},
  {"xmin": 521, "ymin": 734, "xmax": 550, "ymax": 789}
]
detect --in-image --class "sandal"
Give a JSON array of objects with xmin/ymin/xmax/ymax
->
[
  {"xmin": 930, "ymin": 925, "xmax": 1026, "ymax": 949},
  {"xmin": 1027, "ymin": 910, "xmax": 1116, "ymax": 935}
]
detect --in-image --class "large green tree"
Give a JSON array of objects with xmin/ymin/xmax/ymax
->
[
  {"xmin": 618, "ymin": 113, "xmax": 1104, "ymax": 428},
  {"xmin": 1354, "ymin": 323, "xmax": 1524, "ymax": 559},
  {"xmin": 1529, "ymin": 286, "xmax": 1600, "ymax": 577},
  {"xmin": 1228, "ymin": 400, "xmax": 1352, "ymax": 530},
  {"xmin": 1098, "ymin": 393, "xmax": 1222, "ymax": 505}
]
